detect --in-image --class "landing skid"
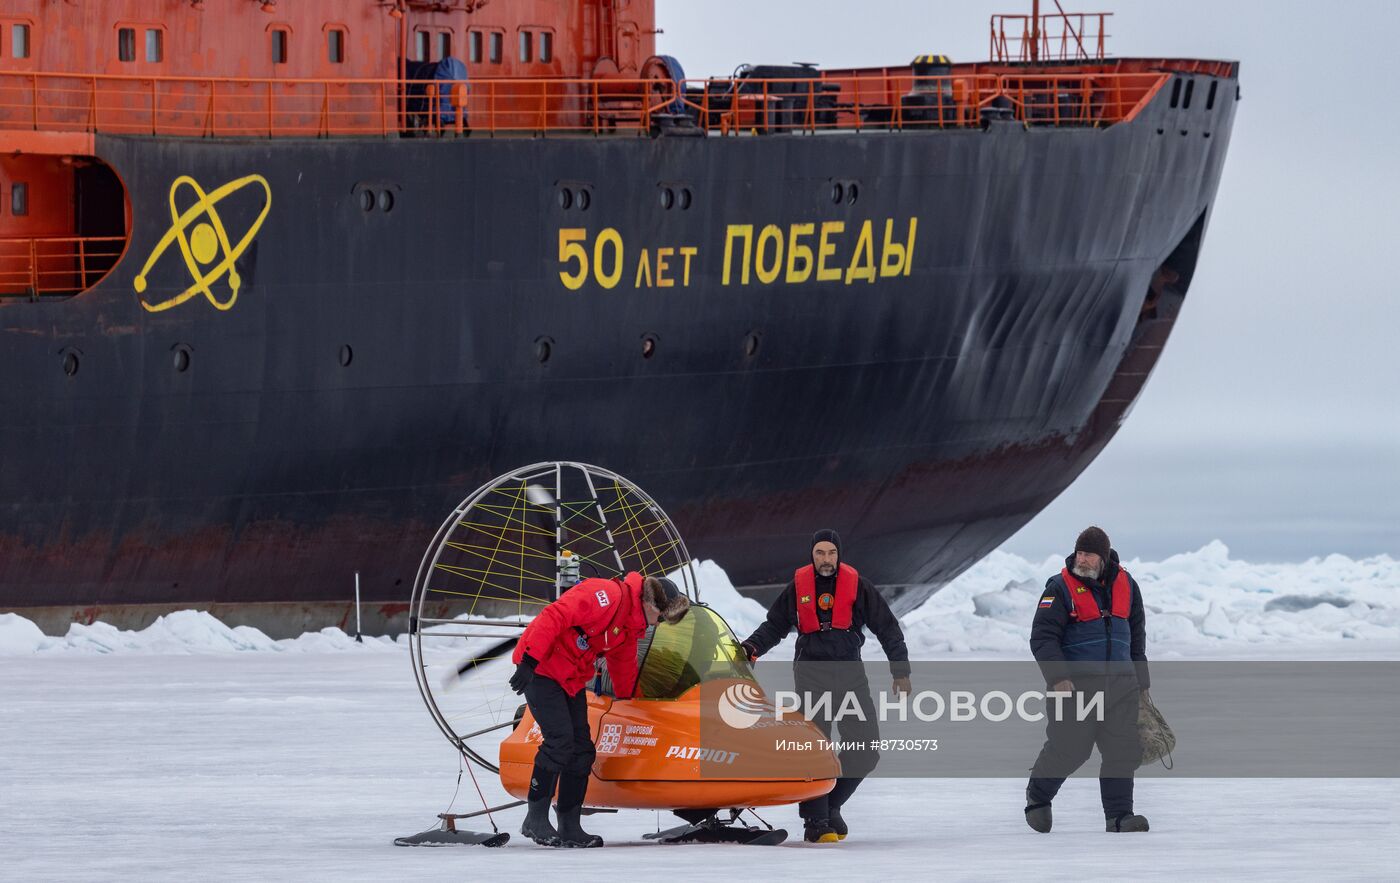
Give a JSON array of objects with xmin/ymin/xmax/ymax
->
[
  {"xmin": 394, "ymin": 804, "xmax": 518, "ymax": 847},
  {"xmin": 643, "ymin": 809, "xmax": 787, "ymax": 846},
  {"xmin": 394, "ymin": 825, "xmax": 509, "ymax": 847}
]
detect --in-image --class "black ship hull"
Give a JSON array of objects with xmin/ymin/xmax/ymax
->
[{"xmin": 0, "ymin": 71, "xmax": 1237, "ymax": 622}]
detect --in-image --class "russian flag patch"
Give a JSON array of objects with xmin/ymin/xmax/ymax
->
[{"xmin": 1039, "ymin": 596, "xmax": 1055, "ymax": 608}]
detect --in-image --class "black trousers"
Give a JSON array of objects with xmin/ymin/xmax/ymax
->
[
  {"xmin": 525, "ymin": 675, "xmax": 595, "ymax": 778},
  {"xmin": 1026, "ymin": 679, "xmax": 1140, "ymax": 816},
  {"xmin": 794, "ymin": 661, "xmax": 881, "ymax": 821}
]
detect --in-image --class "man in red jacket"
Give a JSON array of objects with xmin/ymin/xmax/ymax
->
[{"xmin": 509, "ymin": 572, "xmax": 690, "ymax": 847}]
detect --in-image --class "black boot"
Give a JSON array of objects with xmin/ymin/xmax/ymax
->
[
  {"xmin": 555, "ymin": 772, "xmax": 603, "ymax": 848},
  {"xmin": 1025, "ymin": 803, "xmax": 1053, "ymax": 833},
  {"xmin": 823, "ymin": 806, "xmax": 845, "ymax": 845},
  {"xmin": 803, "ymin": 818, "xmax": 840, "ymax": 843},
  {"xmin": 555, "ymin": 805, "xmax": 603, "ymax": 848},
  {"xmin": 827, "ymin": 805, "xmax": 848, "ymax": 840},
  {"xmin": 521, "ymin": 763, "xmax": 560, "ymax": 846},
  {"xmin": 825, "ymin": 776, "xmax": 860, "ymax": 840},
  {"xmin": 1106, "ymin": 812, "xmax": 1150, "ymax": 832}
]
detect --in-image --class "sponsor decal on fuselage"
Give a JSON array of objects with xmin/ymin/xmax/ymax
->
[{"xmin": 664, "ymin": 745, "xmax": 740, "ymax": 765}]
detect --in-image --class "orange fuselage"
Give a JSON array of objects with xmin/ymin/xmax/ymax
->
[{"xmin": 499, "ymin": 678, "xmax": 840, "ymax": 810}]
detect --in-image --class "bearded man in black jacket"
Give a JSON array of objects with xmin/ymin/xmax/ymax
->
[
  {"xmin": 1024, "ymin": 526, "xmax": 1151, "ymax": 834},
  {"xmin": 741, "ymin": 529, "xmax": 911, "ymax": 844}
]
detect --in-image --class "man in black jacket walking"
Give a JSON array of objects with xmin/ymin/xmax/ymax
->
[
  {"xmin": 1024, "ymin": 526, "xmax": 1150, "ymax": 834},
  {"xmin": 742, "ymin": 529, "xmax": 911, "ymax": 843}
]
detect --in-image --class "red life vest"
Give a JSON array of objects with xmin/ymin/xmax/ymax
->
[
  {"xmin": 794, "ymin": 563, "xmax": 859, "ymax": 634},
  {"xmin": 1060, "ymin": 567, "xmax": 1132, "ymax": 621}
]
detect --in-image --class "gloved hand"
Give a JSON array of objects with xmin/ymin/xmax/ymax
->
[
  {"xmin": 509, "ymin": 655, "xmax": 539, "ymax": 694},
  {"xmin": 740, "ymin": 641, "xmax": 759, "ymax": 663}
]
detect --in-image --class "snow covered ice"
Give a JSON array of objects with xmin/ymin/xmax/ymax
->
[
  {"xmin": 3, "ymin": 544, "xmax": 1397, "ymax": 880},
  {"xmin": 5, "ymin": 542, "xmax": 1395, "ymax": 660},
  {"xmin": 700, "ymin": 541, "xmax": 1400, "ymax": 661}
]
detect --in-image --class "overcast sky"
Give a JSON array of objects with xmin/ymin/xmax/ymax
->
[{"xmin": 658, "ymin": 1, "xmax": 1400, "ymax": 561}]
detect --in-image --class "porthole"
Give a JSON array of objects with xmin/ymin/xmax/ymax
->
[
  {"xmin": 847, "ymin": 182, "xmax": 860, "ymax": 204},
  {"xmin": 679, "ymin": 188, "xmax": 693, "ymax": 211},
  {"xmin": 660, "ymin": 187, "xmax": 675, "ymax": 210},
  {"xmin": 62, "ymin": 351, "xmax": 80, "ymax": 376},
  {"xmin": 339, "ymin": 344, "xmax": 354, "ymax": 367},
  {"xmin": 743, "ymin": 331, "xmax": 761, "ymax": 358},
  {"xmin": 360, "ymin": 190, "xmax": 375, "ymax": 212},
  {"xmin": 558, "ymin": 185, "xmax": 593, "ymax": 211},
  {"xmin": 641, "ymin": 334, "xmax": 657, "ymax": 359},
  {"xmin": 378, "ymin": 190, "xmax": 395, "ymax": 213},
  {"xmin": 831, "ymin": 182, "xmax": 844, "ymax": 204},
  {"xmin": 172, "ymin": 345, "xmax": 191, "ymax": 373},
  {"xmin": 535, "ymin": 336, "xmax": 553, "ymax": 364}
]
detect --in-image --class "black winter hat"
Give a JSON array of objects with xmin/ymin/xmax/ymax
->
[
  {"xmin": 652, "ymin": 576, "xmax": 683, "ymax": 603},
  {"xmin": 642, "ymin": 576, "xmax": 690, "ymax": 624},
  {"xmin": 1074, "ymin": 526, "xmax": 1112, "ymax": 560},
  {"xmin": 811, "ymin": 528, "xmax": 841, "ymax": 556}
]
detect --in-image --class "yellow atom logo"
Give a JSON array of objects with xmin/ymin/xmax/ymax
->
[{"xmin": 135, "ymin": 174, "xmax": 271, "ymax": 313}]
